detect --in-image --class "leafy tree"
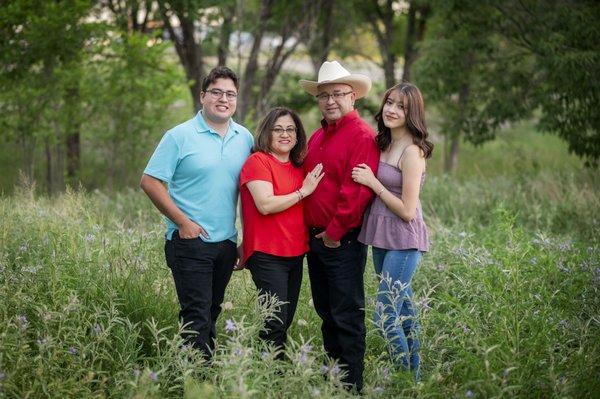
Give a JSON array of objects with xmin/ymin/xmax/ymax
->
[{"xmin": 415, "ymin": 0, "xmax": 600, "ymax": 171}]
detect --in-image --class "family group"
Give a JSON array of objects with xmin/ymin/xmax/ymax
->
[{"xmin": 140, "ymin": 60, "xmax": 433, "ymax": 393}]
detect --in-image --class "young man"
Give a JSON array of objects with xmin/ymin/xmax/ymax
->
[
  {"xmin": 140, "ymin": 66, "xmax": 253, "ymax": 359},
  {"xmin": 299, "ymin": 61, "xmax": 380, "ymax": 392}
]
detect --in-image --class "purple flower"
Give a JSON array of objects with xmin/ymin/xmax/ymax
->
[
  {"xmin": 149, "ymin": 371, "xmax": 158, "ymax": 382},
  {"xmin": 300, "ymin": 343, "xmax": 313, "ymax": 354},
  {"xmin": 593, "ymin": 268, "xmax": 600, "ymax": 285},
  {"xmin": 330, "ymin": 364, "xmax": 341, "ymax": 376},
  {"xmin": 93, "ymin": 323, "xmax": 102, "ymax": 334},
  {"xmin": 225, "ymin": 319, "xmax": 237, "ymax": 332},
  {"xmin": 68, "ymin": 347, "xmax": 77, "ymax": 355},
  {"xmin": 466, "ymin": 390, "xmax": 475, "ymax": 398},
  {"xmin": 382, "ymin": 367, "xmax": 390, "ymax": 380},
  {"xmin": 0, "ymin": 371, "xmax": 5, "ymax": 380},
  {"xmin": 261, "ymin": 351, "xmax": 269, "ymax": 361},
  {"xmin": 15, "ymin": 315, "xmax": 29, "ymax": 330},
  {"xmin": 19, "ymin": 244, "xmax": 28, "ymax": 252},
  {"xmin": 233, "ymin": 347, "xmax": 244, "ymax": 357},
  {"xmin": 298, "ymin": 352, "xmax": 308, "ymax": 365},
  {"xmin": 320, "ymin": 365, "xmax": 329, "ymax": 374},
  {"xmin": 86, "ymin": 234, "xmax": 96, "ymax": 242}
]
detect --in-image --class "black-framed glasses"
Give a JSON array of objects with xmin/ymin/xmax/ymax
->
[
  {"xmin": 205, "ymin": 88, "xmax": 238, "ymax": 100},
  {"xmin": 316, "ymin": 91, "xmax": 353, "ymax": 102},
  {"xmin": 272, "ymin": 127, "xmax": 297, "ymax": 136}
]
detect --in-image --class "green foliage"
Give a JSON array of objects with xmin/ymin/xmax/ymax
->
[
  {"xmin": 414, "ymin": 0, "xmax": 600, "ymax": 164},
  {"xmin": 1, "ymin": 149, "xmax": 598, "ymax": 397},
  {"xmin": 80, "ymin": 32, "xmax": 184, "ymax": 189}
]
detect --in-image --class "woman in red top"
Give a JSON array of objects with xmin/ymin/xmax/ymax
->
[{"xmin": 239, "ymin": 107, "xmax": 323, "ymax": 355}]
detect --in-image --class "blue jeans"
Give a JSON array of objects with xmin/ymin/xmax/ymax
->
[{"xmin": 372, "ymin": 247, "xmax": 422, "ymax": 377}]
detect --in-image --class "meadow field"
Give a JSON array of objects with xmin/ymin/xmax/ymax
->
[{"xmin": 1, "ymin": 124, "xmax": 599, "ymax": 398}]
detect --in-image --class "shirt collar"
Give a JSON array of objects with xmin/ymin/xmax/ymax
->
[
  {"xmin": 194, "ymin": 110, "xmax": 241, "ymax": 136},
  {"xmin": 320, "ymin": 109, "xmax": 359, "ymax": 134}
]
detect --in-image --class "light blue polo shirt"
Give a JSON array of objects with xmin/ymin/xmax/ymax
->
[{"xmin": 144, "ymin": 111, "xmax": 253, "ymax": 242}]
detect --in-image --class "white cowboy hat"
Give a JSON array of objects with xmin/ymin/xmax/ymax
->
[{"xmin": 299, "ymin": 61, "xmax": 372, "ymax": 99}]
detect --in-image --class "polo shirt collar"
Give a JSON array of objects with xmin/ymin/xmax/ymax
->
[
  {"xmin": 194, "ymin": 110, "xmax": 241, "ymax": 136},
  {"xmin": 320, "ymin": 109, "xmax": 359, "ymax": 134}
]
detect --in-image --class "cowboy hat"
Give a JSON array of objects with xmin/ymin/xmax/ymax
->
[{"xmin": 299, "ymin": 61, "xmax": 372, "ymax": 99}]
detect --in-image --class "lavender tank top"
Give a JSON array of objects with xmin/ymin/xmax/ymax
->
[{"xmin": 358, "ymin": 161, "xmax": 429, "ymax": 251}]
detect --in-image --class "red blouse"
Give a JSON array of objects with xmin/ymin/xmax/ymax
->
[{"xmin": 240, "ymin": 152, "xmax": 308, "ymax": 265}]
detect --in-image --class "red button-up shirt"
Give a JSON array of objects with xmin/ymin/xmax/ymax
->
[{"xmin": 303, "ymin": 110, "xmax": 380, "ymax": 241}]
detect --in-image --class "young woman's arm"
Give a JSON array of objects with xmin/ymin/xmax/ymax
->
[
  {"xmin": 352, "ymin": 145, "xmax": 425, "ymax": 222},
  {"xmin": 247, "ymin": 163, "xmax": 324, "ymax": 215}
]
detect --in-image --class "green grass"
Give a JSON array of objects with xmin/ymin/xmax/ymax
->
[{"xmin": 1, "ymin": 125, "xmax": 599, "ymax": 398}]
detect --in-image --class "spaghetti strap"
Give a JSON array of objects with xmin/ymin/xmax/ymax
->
[{"xmin": 397, "ymin": 145, "xmax": 410, "ymax": 170}]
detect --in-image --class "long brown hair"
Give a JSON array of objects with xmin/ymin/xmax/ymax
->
[
  {"xmin": 375, "ymin": 82, "xmax": 433, "ymax": 159},
  {"xmin": 253, "ymin": 107, "xmax": 307, "ymax": 167}
]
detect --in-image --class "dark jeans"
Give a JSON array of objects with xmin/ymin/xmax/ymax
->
[
  {"xmin": 164, "ymin": 230, "xmax": 237, "ymax": 359},
  {"xmin": 307, "ymin": 228, "xmax": 367, "ymax": 392},
  {"xmin": 248, "ymin": 251, "xmax": 303, "ymax": 354}
]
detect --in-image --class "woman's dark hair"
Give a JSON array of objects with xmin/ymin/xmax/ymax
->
[
  {"xmin": 201, "ymin": 66, "xmax": 239, "ymax": 91},
  {"xmin": 253, "ymin": 107, "xmax": 307, "ymax": 167},
  {"xmin": 375, "ymin": 82, "xmax": 433, "ymax": 159}
]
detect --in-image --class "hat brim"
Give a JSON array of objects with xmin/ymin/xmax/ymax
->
[{"xmin": 299, "ymin": 75, "xmax": 372, "ymax": 99}]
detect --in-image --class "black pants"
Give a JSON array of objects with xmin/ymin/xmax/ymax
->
[
  {"xmin": 164, "ymin": 231, "xmax": 237, "ymax": 359},
  {"xmin": 307, "ymin": 228, "xmax": 367, "ymax": 392},
  {"xmin": 248, "ymin": 251, "xmax": 303, "ymax": 354}
]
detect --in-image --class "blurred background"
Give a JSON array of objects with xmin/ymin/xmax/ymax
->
[{"xmin": 0, "ymin": 0, "xmax": 598, "ymax": 194}]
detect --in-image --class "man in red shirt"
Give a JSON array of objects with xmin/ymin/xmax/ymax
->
[{"xmin": 300, "ymin": 61, "xmax": 379, "ymax": 392}]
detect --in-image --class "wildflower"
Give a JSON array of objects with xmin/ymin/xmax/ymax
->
[
  {"xmin": 19, "ymin": 244, "xmax": 28, "ymax": 252},
  {"xmin": 23, "ymin": 265, "xmax": 41, "ymax": 274},
  {"xmin": 529, "ymin": 257, "xmax": 538, "ymax": 265},
  {"xmin": 233, "ymin": 347, "xmax": 245, "ymax": 357},
  {"xmin": 458, "ymin": 231, "xmax": 467, "ymax": 238},
  {"xmin": 15, "ymin": 314, "xmax": 29, "ymax": 330},
  {"xmin": 297, "ymin": 318, "xmax": 308, "ymax": 327},
  {"xmin": 0, "ymin": 371, "xmax": 6, "ymax": 380},
  {"xmin": 297, "ymin": 352, "xmax": 308, "ymax": 365},
  {"xmin": 367, "ymin": 296, "xmax": 376, "ymax": 306},
  {"xmin": 36, "ymin": 338, "xmax": 48, "ymax": 346},
  {"xmin": 308, "ymin": 298, "xmax": 314, "ymax": 307},
  {"xmin": 225, "ymin": 319, "xmax": 237, "ymax": 332},
  {"xmin": 261, "ymin": 351, "xmax": 269, "ymax": 361},
  {"xmin": 93, "ymin": 323, "xmax": 102, "ymax": 334},
  {"xmin": 68, "ymin": 347, "xmax": 78, "ymax": 355},
  {"xmin": 320, "ymin": 365, "xmax": 329, "ymax": 374},
  {"xmin": 382, "ymin": 367, "xmax": 390, "ymax": 380},
  {"xmin": 300, "ymin": 343, "xmax": 313, "ymax": 354},
  {"xmin": 330, "ymin": 364, "xmax": 341, "ymax": 376},
  {"xmin": 85, "ymin": 234, "xmax": 95, "ymax": 242},
  {"xmin": 133, "ymin": 369, "xmax": 141, "ymax": 377},
  {"xmin": 465, "ymin": 390, "xmax": 475, "ymax": 398},
  {"xmin": 593, "ymin": 268, "xmax": 600, "ymax": 285},
  {"xmin": 373, "ymin": 386, "xmax": 384, "ymax": 394},
  {"xmin": 310, "ymin": 387, "xmax": 321, "ymax": 397},
  {"xmin": 149, "ymin": 371, "xmax": 158, "ymax": 382},
  {"xmin": 222, "ymin": 301, "xmax": 234, "ymax": 310}
]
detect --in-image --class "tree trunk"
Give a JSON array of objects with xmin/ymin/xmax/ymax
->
[
  {"xmin": 218, "ymin": 8, "xmax": 234, "ymax": 66},
  {"xmin": 238, "ymin": 0, "xmax": 274, "ymax": 121},
  {"xmin": 403, "ymin": 1, "xmax": 430, "ymax": 82},
  {"xmin": 65, "ymin": 85, "xmax": 81, "ymax": 186},
  {"xmin": 306, "ymin": 0, "xmax": 335, "ymax": 73},
  {"xmin": 444, "ymin": 134, "xmax": 460, "ymax": 173},
  {"xmin": 444, "ymin": 81, "xmax": 470, "ymax": 173},
  {"xmin": 45, "ymin": 138, "xmax": 53, "ymax": 194},
  {"xmin": 367, "ymin": 0, "xmax": 397, "ymax": 88},
  {"xmin": 160, "ymin": 4, "xmax": 205, "ymax": 112}
]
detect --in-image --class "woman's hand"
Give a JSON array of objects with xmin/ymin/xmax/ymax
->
[
  {"xmin": 300, "ymin": 163, "xmax": 325, "ymax": 196},
  {"xmin": 351, "ymin": 163, "xmax": 377, "ymax": 189}
]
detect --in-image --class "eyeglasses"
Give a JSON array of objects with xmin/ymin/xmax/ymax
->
[
  {"xmin": 316, "ymin": 91, "xmax": 353, "ymax": 102},
  {"xmin": 205, "ymin": 88, "xmax": 238, "ymax": 100},
  {"xmin": 272, "ymin": 127, "xmax": 297, "ymax": 136}
]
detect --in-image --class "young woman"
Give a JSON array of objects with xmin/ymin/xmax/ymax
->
[
  {"xmin": 352, "ymin": 83, "xmax": 433, "ymax": 377},
  {"xmin": 239, "ymin": 107, "xmax": 323, "ymax": 356}
]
